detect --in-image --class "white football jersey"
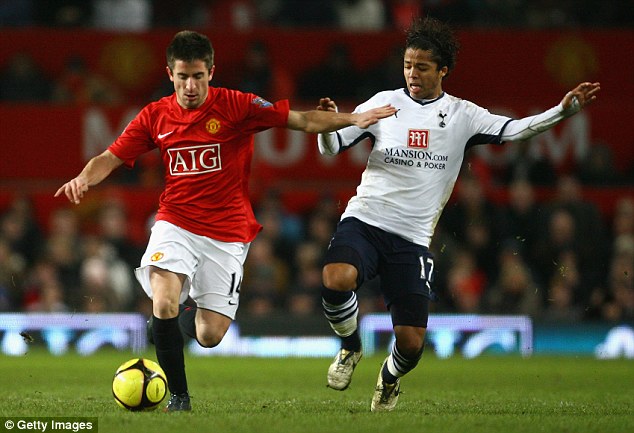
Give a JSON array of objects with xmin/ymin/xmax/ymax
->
[{"xmin": 321, "ymin": 89, "xmax": 513, "ymax": 247}]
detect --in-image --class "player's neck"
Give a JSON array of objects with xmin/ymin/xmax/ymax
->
[{"xmin": 409, "ymin": 91, "xmax": 444, "ymax": 104}]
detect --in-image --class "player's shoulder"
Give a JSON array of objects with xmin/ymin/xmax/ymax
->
[
  {"xmin": 442, "ymin": 93, "xmax": 487, "ymax": 113},
  {"xmin": 441, "ymin": 93, "xmax": 468, "ymax": 107},
  {"xmin": 375, "ymin": 88, "xmax": 407, "ymax": 102},
  {"xmin": 136, "ymin": 94, "xmax": 174, "ymax": 123},
  {"xmin": 214, "ymin": 86, "xmax": 277, "ymax": 109},
  {"xmin": 210, "ymin": 86, "xmax": 246, "ymax": 103},
  {"xmin": 359, "ymin": 88, "xmax": 407, "ymax": 108},
  {"xmin": 146, "ymin": 93, "xmax": 172, "ymax": 110}
]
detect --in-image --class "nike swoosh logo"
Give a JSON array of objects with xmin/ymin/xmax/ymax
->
[
  {"xmin": 158, "ymin": 131, "xmax": 174, "ymax": 139},
  {"xmin": 228, "ymin": 301, "xmax": 238, "ymax": 305}
]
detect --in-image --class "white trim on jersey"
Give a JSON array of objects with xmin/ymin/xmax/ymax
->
[
  {"xmin": 318, "ymin": 89, "xmax": 575, "ymax": 247},
  {"xmin": 501, "ymin": 98, "xmax": 580, "ymax": 142}
]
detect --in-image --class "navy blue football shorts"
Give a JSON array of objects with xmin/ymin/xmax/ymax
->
[{"xmin": 323, "ymin": 217, "xmax": 436, "ymax": 326}]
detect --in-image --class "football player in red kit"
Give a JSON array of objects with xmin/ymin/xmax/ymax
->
[{"xmin": 55, "ymin": 30, "xmax": 396, "ymax": 412}]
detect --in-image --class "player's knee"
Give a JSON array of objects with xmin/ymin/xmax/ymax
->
[
  {"xmin": 196, "ymin": 328, "xmax": 226, "ymax": 348},
  {"xmin": 323, "ymin": 263, "xmax": 357, "ymax": 291},
  {"xmin": 397, "ymin": 338, "xmax": 424, "ymax": 358},
  {"xmin": 395, "ymin": 328, "xmax": 425, "ymax": 357},
  {"xmin": 153, "ymin": 297, "xmax": 179, "ymax": 319}
]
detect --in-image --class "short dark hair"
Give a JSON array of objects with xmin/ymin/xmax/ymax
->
[
  {"xmin": 166, "ymin": 30, "xmax": 214, "ymax": 71},
  {"xmin": 405, "ymin": 17, "xmax": 459, "ymax": 77}
]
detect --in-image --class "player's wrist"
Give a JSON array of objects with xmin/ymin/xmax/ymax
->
[{"xmin": 561, "ymin": 93, "xmax": 581, "ymax": 116}]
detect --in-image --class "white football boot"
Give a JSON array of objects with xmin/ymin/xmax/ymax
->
[
  {"xmin": 371, "ymin": 358, "xmax": 400, "ymax": 412},
  {"xmin": 327, "ymin": 348, "xmax": 363, "ymax": 390}
]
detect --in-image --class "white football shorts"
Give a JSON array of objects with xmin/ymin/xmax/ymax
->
[{"xmin": 135, "ymin": 220, "xmax": 250, "ymax": 319}]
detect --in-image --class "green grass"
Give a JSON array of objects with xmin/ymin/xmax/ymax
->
[{"xmin": 1, "ymin": 349, "xmax": 632, "ymax": 433}]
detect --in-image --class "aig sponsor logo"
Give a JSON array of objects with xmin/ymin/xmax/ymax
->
[
  {"xmin": 408, "ymin": 129, "xmax": 429, "ymax": 149},
  {"xmin": 167, "ymin": 143, "xmax": 221, "ymax": 175}
]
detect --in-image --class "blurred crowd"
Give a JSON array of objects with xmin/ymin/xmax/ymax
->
[
  {"xmin": 1, "ymin": 169, "xmax": 633, "ymax": 324},
  {"xmin": 0, "ymin": 0, "xmax": 632, "ymax": 30},
  {"xmin": 0, "ymin": 1, "xmax": 632, "ymax": 324}
]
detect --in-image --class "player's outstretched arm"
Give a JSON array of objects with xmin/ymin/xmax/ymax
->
[
  {"xmin": 287, "ymin": 104, "xmax": 396, "ymax": 133},
  {"xmin": 502, "ymin": 81, "xmax": 601, "ymax": 142},
  {"xmin": 54, "ymin": 150, "xmax": 124, "ymax": 204}
]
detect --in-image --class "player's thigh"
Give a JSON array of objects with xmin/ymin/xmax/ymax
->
[
  {"xmin": 323, "ymin": 217, "xmax": 380, "ymax": 288},
  {"xmin": 149, "ymin": 266, "xmax": 187, "ymax": 317},
  {"xmin": 136, "ymin": 220, "xmax": 198, "ymax": 305},
  {"xmin": 381, "ymin": 245, "xmax": 435, "ymax": 305}
]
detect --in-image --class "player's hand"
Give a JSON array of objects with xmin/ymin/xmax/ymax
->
[
  {"xmin": 317, "ymin": 97, "xmax": 338, "ymax": 112},
  {"xmin": 353, "ymin": 104, "xmax": 397, "ymax": 129},
  {"xmin": 54, "ymin": 177, "xmax": 89, "ymax": 204},
  {"xmin": 562, "ymin": 82, "xmax": 600, "ymax": 111}
]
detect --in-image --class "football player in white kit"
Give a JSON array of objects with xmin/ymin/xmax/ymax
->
[{"xmin": 317, "ymin": 17, "xmax": 600, "ymax": 411}]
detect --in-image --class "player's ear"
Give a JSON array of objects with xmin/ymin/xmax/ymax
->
[
  {"xmin": 166, "ymin": 66, "xmax": 174, "ymax": 82},
  {"xmin": 208, "ymin": 65, "xmax": 215, "ymax": 82},
  {"xmin": 439, "ymin": 66, "xmax": 448, "ymax": 78}
]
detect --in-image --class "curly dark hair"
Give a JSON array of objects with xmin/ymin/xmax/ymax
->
[
  {"xmin": 166, "ymin": 30, "xmax": 214, "ymax": 71},
  {"xmin": 405, "ymin": 17, "xmax": 460, "ymax": 77}
]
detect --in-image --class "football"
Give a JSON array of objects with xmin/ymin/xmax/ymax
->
[{"xmin": 112, "ymin": 358, "xmax": 167, "ymax": 411}]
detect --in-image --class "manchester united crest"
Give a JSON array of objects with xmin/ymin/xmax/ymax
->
[
  {"xmin": 206, "ymin": 118, "xmax": 221, "ymax": 134},
  {"xmin": 150, "ymin": 252, "xmax": 164, "ymax": 262}
]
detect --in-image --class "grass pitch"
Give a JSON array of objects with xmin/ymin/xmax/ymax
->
[{"xmin": 0, "ymin": 349, "xmax": 632, "ymax": 433}]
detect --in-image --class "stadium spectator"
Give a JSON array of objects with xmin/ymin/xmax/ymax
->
[
  {"xmin": 22, "ymin": 258, "xmax": 69, "ymax": 312},
  {"xmin": 610, "ymin": 197, "xmax": 634, "ymax": 243},
  {"xmin": 287, "ymin": 240, "xmax": 322, "ymax": 315},
  {"xmin": 468, "ymin": 0, "xmax": 528, "ymax": 27},
  {"xmin": 91, "ymin": 0, "xmax": 151, "ymax": 32},
  {"xmin": 441, "ymin": 172, "xmax": 502, "ymax": 281},
  {"xmin": 578, "ymin": 142, "xmax": 622, "ymax": 186},
  {"xmin": 541, "ymin": 272, "xmax": 584, "ymax": 322},
  {"xmin": 0, "ymin": 195, "xmax": 43, "ymax": 267},
  {"xmin": 43, "ymin": 207, "xmax": 83, "ymax": 309},
  {"xmin": 548, "ymin": 175, "xmax": 609, "ymax": 290},
  {"xmin": 482, "ymin": 242, "xmax": 543, "ymax": 318},
  {"xmin": 79, "ymin": 234, "xmax": 135, "ymax": 311},
  {"xmin": 0, "ymin": 0, "xmax": 34, "ymax": 26},
  {"xmin": 0, "ymin": 237, "xmax": 26, "ymax": 311},
  {"xmin": 388, "ymin": 0, "xmax": 422, "ymax": 30},
  {"xmin": 254, "ymin": 198, "xmax": 302, "ymax": 280},
  {"xmin": 444, "ymin": 247, "xmax": 487, "ymax": 313},
  {"xmin": 304, "ymin": 209, "xmax": 338, "ymax": 253},
  {"xmin": 297, "ymin": 43, "xmax": 359, "ymax": 102},
  {"xmin": 314, "ymin": 16, "xmax": 599, "ymax": 412},
  {"xmin": 52, "ymin": 56, "xmax": 122, "ymax": 106},
  {"xmin": 236, "ymin": 40, "xmax": 274, "ymax": 99},
  {"xmin": 598, "ymin": 235, "xmax": 634, "ymax": 322},
  {"xmin": 525, "ymin": 0, "xmax": 579, "ymax": 28},
  {"xmin": 532, "ymin": 208, "xmax": 577, "ymax": 283},
  {"xmin": 151, "ymin": 0, "xmax": 207, "ymax": 29},
  {"xmin": 358, "ymin": 44, "xmax": 407, "ymax": 100},
  {"xmin": 276, "ymin": 0, "xmax": 336, "ymax": 28},
  {"xmin": 334, "ymin": 0, "xmax": 386, "ymax": 31},
  {"xmin": 498, "ymin": 177, "xmax": 543, "ymax": 264},
  {"xmin": 502, "ymin": 139, "xmax": 557, "ymax": 186},
  {"xmin": 96, "ymin": 200, "xmax": 143, "ymax": 270},
  {"xmin": 242, "ymin": 236, "xmax": 290, "ymax": 316},
  {"xmin": 0, "ymin": 51, "xmax": 52, "ymax": 102},
  {"xmin": 35, "ymin": 0, "xmax": 92, "ymax": 27}
]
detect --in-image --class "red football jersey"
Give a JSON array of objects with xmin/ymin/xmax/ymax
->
[{"xmin": 109, "ymin": 87, "xmax": 290, "ymax": 242}]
